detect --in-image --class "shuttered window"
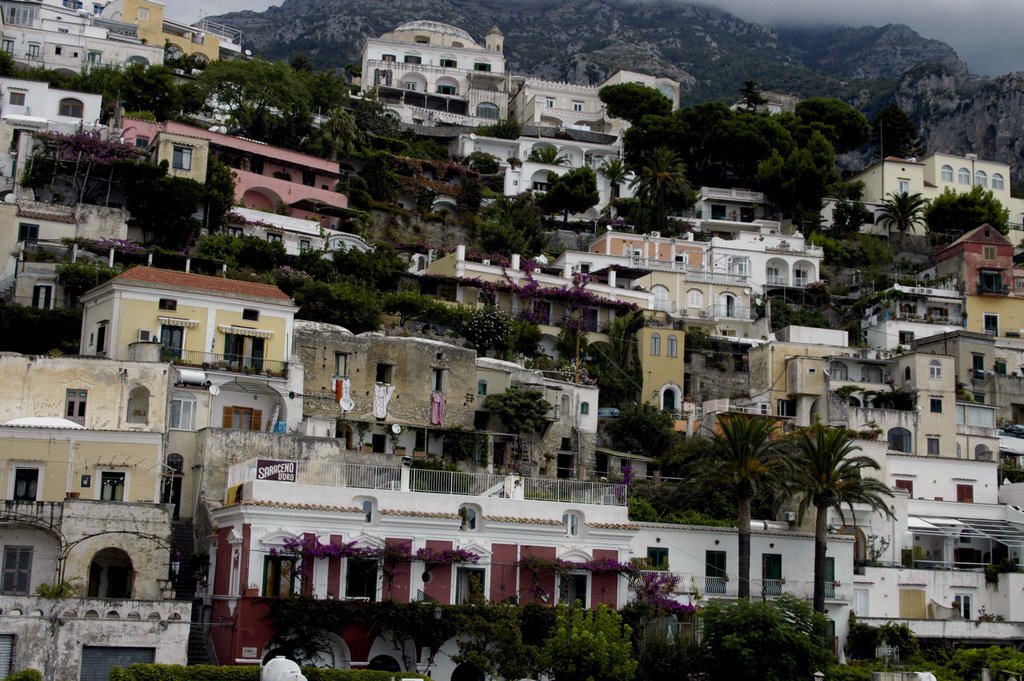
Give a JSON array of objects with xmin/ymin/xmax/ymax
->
[
  {"xmin": 222, "ymin": 407, "xmax": 262, "ymax": 431},
  {"xmin": 1, "ymin": 546, "xmax": 32, "ymax": 594}
]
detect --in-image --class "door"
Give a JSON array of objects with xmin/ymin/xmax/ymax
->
[
  {"xmin": 80, "ymin": 646, "xmax": 155, "ymax": 681},
  {"xmin": 824, "ymin": 556, "xmax": 836, "ymax": 598},
  {"xmin": 762, "ymin": 554, "xmax": 782, "ymax": 596},
  {"xmin": 0, "ymin": 635, "xmax": 11, "ymax": 678},
  {"xmin": 705, "ymin": 550, "xmax": 727, "ymax": 594},
  {"xmin": 160, "ymin": 326, "xmax": 183, "ymax": 360},
  {"xmin": 854, "ymin": 589, "xmax": 869, "ymax": 617}
]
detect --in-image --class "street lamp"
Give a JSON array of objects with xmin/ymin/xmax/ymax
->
[{"xmin": 813, "ymin": 672, "xmax": 825, "ymax": 681}]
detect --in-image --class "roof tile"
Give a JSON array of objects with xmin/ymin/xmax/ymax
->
[{"xmin": 113, "ymin": 266, "xmax": 292, "ymax": 302}]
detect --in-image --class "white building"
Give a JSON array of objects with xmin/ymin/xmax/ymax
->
[
  {"xmin": 225, "ymin": 208, "xmax": 371, "ymax": 256},
  {"xmin": 862, "ymin": 283, "xmax": 966, "ymax": 350}
]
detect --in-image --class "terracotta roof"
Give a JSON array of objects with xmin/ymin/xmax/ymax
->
[
  {"xmin": 112, "ymin": 266, "xmax": 293, "ymax": 302},
  {"xmin": 938, "ymin": 223, "xmax": 1008, "ymax": 253},
  {"xmin": 18, "ymin": 208, "xmax": 75, "ymax": 224},
  {"xmin": 381, "ymin": 509, "xmax": 459, "ymax": 520},
  {"xmin": 239, "ymin": 500, "xmax": 362, "ymax": 513}
]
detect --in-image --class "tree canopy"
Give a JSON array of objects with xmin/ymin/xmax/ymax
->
[
  {"xmin": 925, "ymin": 185, "xmax": 1009, "ymax": 239},
  {"xmin": 871, "ymin": 101, "xmax": 922, "ymax": 159},
  {"xmin": 599, "ymin": 83, "xmax": 672, "ymax": 126},
  {"xmin": 539, "ymin": 167, "xmax": 600, "ymax": 223}
]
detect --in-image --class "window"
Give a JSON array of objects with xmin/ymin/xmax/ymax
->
[
  {"xmin": 242, "ymin": 308, "xmax": 259, "ymax": 321},
  {"xmin": 334, "ymin": 352, "xmax": 350, "ymax": 377},
  {"xmin": 5, "ymin": 6, "xmax": 37, "ymax": 25},
  {"xmin": 983, "ymin": 245, "xmax": 997, "ymax": 261},
  {"xmin": 375, "ymin": 363, "xmax": 393, "ymax": 384},
  {"xmin": 776, "ymin": 399, "xmax": 796, "ymax": 417},
  {"xmin": 940, "ymin": 165, "xmax": 953, "ymax": 182},
  {"xmin": 473, "ymin": 62, "xmax": 492, "ymax": 72},
  {"xmin": 222, "ymin": 406, "xmax": 262, "ymax": 431},
  {"xmin": 299, "ymin": 239, "xmax": 311, "ymax": 252},
  {"xmin": 958, "ymin": 167, "xmax": 970, "ymax": 184},
  {"xmin": 459, "ymin": 505, "xmax": 477, "ymax": 531},
  {"xmin": 929, "ymin": 360, "xmax": 942, "ymax": 379},
  {"xmin": 559, "ymin": 572, "xmax": 588, "ymax": 607},
  {"xmin": 927, "ymin": 437, "xmax": 940, "ymax": 456},
  {"xmin": 456, "ymin": 567, "xmax": 486, "ymax": 604},
  {"xmin": 381, "ymin": 54, "xmax": 396, "ymax": 62},
  {"xmin": 829, "ymin": 361, "xmax": 848, "ymax": 381},
  {"xmin": 158, "ymin": 298, "xmax": 177, "ymax": 311},
  {"xmin": 687, "ymin": 289, "xmax": 703, "ymax": 308},
  {"xmin": 361, "ymin": 499, "xmax": 374, "ymax": 523},
  {"xmin": 1, "ymin": 547, "xmax": 32, "ymax": 595},
  {"xmin": 667, "ymin": 335, "xmax": 678, "ymax": 357},
  {"xmin": 887, "ymin": 427, "xmax": 911, "ymax": 453},
  {"xmin": 86, "ymin": 51, "xmax": 101, "ymax": 65},
  {"xmin": 572, "ymin": 100, "xmax": 583, "ymax": 112},
  {"xmin": 0, "ymin": 40, "xmax": 12, "ymax": 54},
  {"xmin": 477, "ymin": 380, "xmax": 487, "ymax": 396},
  {"xmin": 580, "ymin": 402, "xmax": 590, "ymax": 415},
  {"xmin": 439, "ymin": 58, "xmax": 457, "ymax": 68},
  {"xmin": 956, "ymin": 484, "xmax": 974, "ymax": 503},
  {"xmin": 66, "ymin": 389, "xmax": 87, "ymax": 425},
  {"xmin": 404, "ymin": 81, "xmax": 418, "ymax": 92},
  {"xmin": 169, "ymin": 392, "xmax": 197, "ymax": 430},
  {"xmin": 705, "ymin": 550, "xmax": 727, "ymax": 594},
  {"xmin": 100, "ymin": 471, "xmax": 126, "ymax": 501},
  {"xmin": 898, "ymin": 179, "xmax": 910, "ymax": 193},
  {"xmin": 646, "ymin": 547, "xmax": 668, "ymax": 570},
  {"xmin": 432, "ymin": 368, "xmax": 444, "ymax": 392},
  {"xmin": 930, "ymin": 398, "xmax": 942, "ymax": 413},
  {"xmin": 17, "ymin": 223, "xmax": 38, "ymax": 242},
  {"xmin": 8, "ymin": 91, "xmax": 24, "ymax": 106},
  {"xmin": 975, "ymin": 170, "xmax": 988, "ymax": 187},
  {"xmin": 993, "ymin": 173, "xmax": 1005, "ymax": 190},
  {"xmin": 894, "ymin": 479, "xmax": 914, "ymax": 496},
  {"xmin": 953, "ymin": 594, "xmax": 972, "ymax": 620},
  {"xmin": 31, "ymin": 285, "xmax": 52, "ymax": 310},
  {"xmin": 403, "ymin": 55, "xmax": 421, "ymax": 64},
  {"xmin": 12, "ymin": 467, "xmax": 39, "ymax": 501},
  {"xmin": 563, "ymin": 512, "xmax": 580, "ymax": 536},
  {"xmin": 972, "ymin": 353, "xmax": 985, "ymax": 378},
  {"xmin": 436, "ymin": 84, "xmax": 457, "ymax": 95},
  {"xmin": 345, "ymin": 557, "xmax": 378, "ymax": 600},
  {"xmin": 984, "ymin": 314, "xmax": 999, "ymax": 336},
  {"xmin": 545, "ymin": 98, "xmax": 555, "ymax": 108},
  {"xmin": 650, "ymin": 333, "xmax": 661, "ymax": 356},
  {"xmin": 137, "ymin": 7, "xmax": 149, "ymax": 19},
  {"xmin": 263, "ymin": 555, "xmax": 295, "ymax": 598},
  {"xmin": 476, "ymin": 102, "xmax": 499, "ymax": 119},
  {"xmin": 58, "ymin": 98, "xmax": 84, "ymax": 118},
  {"xmin": 371, "ymin": 434, "xmax": 387, "ymax": 453},
  {"xmin": 172, "ymin": 146, "xmax": 192, "ymax": 171}
]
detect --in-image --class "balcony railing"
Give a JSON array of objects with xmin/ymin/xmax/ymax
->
[
  {"xmin": 703, "ymin": 304, "xmax": 757, "ymax": 320},
  {"xmin": 704, "ymin": 576, "xmax": 727, "ymax": 594},
  {"xmin": 824, "ymin": 581, "xmax": 836, "ymax": 599},
  {"xmin": 977, "ymin": 282, "xmax": 1009, "ymax": 295},
  {"xmin": 699, "ymin": 187, "xmax": 765, "ymax": 203},
  {"xmin": 762, "ymin": 578, "xmax": 783, "ymax": 597},
  {"xmin": 161, "ymin": 348, "xmax": 288, "ymax": 378},
  {"xmin": 766, "ymin": 276, "xmax": 789, "ymax": 286}
]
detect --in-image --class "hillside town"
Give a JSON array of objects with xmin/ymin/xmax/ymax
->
[{"xmin": 3, "ymin": 3, "xmax": 1024, "ymax": 681}]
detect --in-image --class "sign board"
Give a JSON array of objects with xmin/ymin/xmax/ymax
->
[
  {"xmin": 256, "ymin": 459, "xmax": 296, "ymax": 482},
  {"xmin": 241, "ymin": 646, "xmax": 258, "ymax": 658}
]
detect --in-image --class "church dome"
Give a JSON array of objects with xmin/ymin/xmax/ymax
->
[{"xmin": 390, "ymin": 20, "xmax": 477, "ymax": 47}]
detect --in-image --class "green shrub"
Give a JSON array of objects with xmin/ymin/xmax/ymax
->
[
  {"xmin": 4, "ymin": 669, "xmax": 43, "ymax": 681},
  {"xmin": 110, "ymin": 665, "xmax": 429, "ymax": 681}
]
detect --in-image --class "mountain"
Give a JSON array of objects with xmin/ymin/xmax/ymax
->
[{"xmin": 212, "ymin": 0, "xmax": 1024, "ymax": 182}]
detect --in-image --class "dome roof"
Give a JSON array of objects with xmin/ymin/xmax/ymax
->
[{"xmin": 392, "ymin": 20, "xmax": 476, "ymax": 45}]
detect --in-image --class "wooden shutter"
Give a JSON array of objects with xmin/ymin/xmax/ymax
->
[
  {"xmin": 251, "ymin": 409, "xmax": 263, "ymax": 432},
  {"xmin": 222, "ymin": 407, "xmax": 234, "ymax": 428}
]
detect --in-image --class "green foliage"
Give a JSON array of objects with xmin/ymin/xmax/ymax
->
[
  {"xmin": 737, "ymin": 80, "xmax": 768, "ymax": 111},
  {"xmin": 538, "ymin": 167, "xmax": 600, "ymax": 223},
  {"xmin": 383, "ymin": 290, "xmax": 468, "ymax": 328},
  {"xmin": 196, "ymin": 234, "xmax": 286, "ymax": 271},
  {"xmin": 629, "ymin": 146, "xmax": 694, "ymax": 231},
  {"xmin": 877, "ymin": 191, "xmax": 928, "ymax": 234},
  {"xmin": 56, "ymin": 262, "xmax": 120, "ymax": 291},
  {"xmin": 768, "ymin": 299, "xmax": 830, "ymax": 331},
  {"xmin": 539, "ymin": 605, "xmax": 637, "ymax": 681},
  {"xmin": 478, "ymin": 195, "xmax": 546, "ymax": 257},
  {"xmin": 109, "ymin": 665, "xmax": 427, "ymax": 681},
  {"xmin": 845, "ymin": 614, "xmax": 919, "ymax": 661},
  {"xmin": 871, "ymin": 101, "xmax": 922, "ymax": 159},
  {"xmin": 484, "ymin": 387, "xmax": 552, "ymax": 434},
  {"xmin": 925, "ymin": 185, "xmax": 1010, "ymax": 240},
  {"xmin": 945, "ymin": 646, "xmax": 1024, "ymax": 681},
  {"xmin": 452, "ymin": 604, "xmax": 534, "ymax": 680},
  {"xmin": 599, "ymin": 83, "xmax": 672, "ymax": 126},
  {"xmin": 462, "ymin": 306, "xmax": 514, "ymax": 355},
  {"xmin": 35, "ymin": 581, "xmax": 75, "ymax": 599},
  {"xmin": 466, "ymin": 151, "xmax": 500, "ymax": 174},
  {"xmin": 0, "ymin": 303, "xmax": 82, "ymax": 355},
  {"xmin": 528, "ymin": 147, "xmax": 568, "ymax": 166},
  {"xmin": 757, "ymin": 130, "xmax": 838, "ymax": 227},
  {"xmin": 123, "ymin": 168, "xmax": 206, "ymax": 250},
  {"xmin": 359, "ymin": 153, "xmax": 398, "ymax": 202},
  {"xmin": 204, "ymin": 155, "xmax": 238, "ymax": 231},
  {"xmin": 793, "ymin": 97, "xmax": 870, "ymax": 153},
  {"xmin": 292, "ymin": 279, "xmax": 382, "ymax": 333},
  {"xmin": 703, "ymin": 595, "xmax": 832, "ymax": 681},
  {"xmin": 332, "ymin": 245, "xmax": 406, "ymax": 291},
  {"xmin": 508, "ymin": 318, "xmax": 542, "ymax": 358},
  {"xmin": 3, "ymin": 670, "xmax": 42, "ymax": 681},
  {"xmin": 606, "ymin": 403, "xmax": 675, "ymax": 458},
  {"xmin": 475, "ymin": 119, "xmax": 522, "ymax": 140}
]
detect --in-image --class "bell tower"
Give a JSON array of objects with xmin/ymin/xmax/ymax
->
[{"xmin": 485, "ymin": 24, "xmax": 503, "ymax": 53}]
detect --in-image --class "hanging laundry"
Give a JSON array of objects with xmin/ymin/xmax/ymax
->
[
  {"xmin": 373, "ymin": 383, "xmax": 395, "ymax": 419},
  {"xmin": 430, "ymin": 391, "xmax": 446, "ymax": 425}
]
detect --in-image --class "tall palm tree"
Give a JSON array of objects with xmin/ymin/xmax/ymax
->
[
  {"xmin": 877, "ymin": 191, "xmax": 928, "ymax": 236},
  {"xmin": 629, "ymin": 146, "xmax": 693, "ymax": 232},
  {"xmin": 697, "ymin": 414, "xmax": 790, "ymax": 600},
  {"xmin": 598, "ymin": 157, "xmax": 630, "ymax": 199},
  {"xmin": 319, "ymin": 107, "xmax": 358, "ymax": 160},
  {"xmin": 788, "ymin": 425, "xmax": 894, "ymax": 612},
  {"xmin": 528, "ymin": 147, "xmax": 568, "ymax": 166}
]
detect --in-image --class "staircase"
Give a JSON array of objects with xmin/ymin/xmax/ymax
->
[
  {"xmin": 186, "ymin": 600, "xmax": 214, "ymax": 666},
  {"xmin": 170, "ymin": 520, "xmax": 196, "ymax": 600}
]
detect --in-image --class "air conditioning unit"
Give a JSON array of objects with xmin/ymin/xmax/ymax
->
[
  {"xmin": 137, "ymin": 329, "xmax": 153, "ymax": 342},
  {"xmin": 650, "ymin": 231, "xmax": 661, "ymax": 238},
  {"xmin": 699, "ymin": 310, "xmax": 709, "ymax": 318},
  {"xmin": 784, "ymin": 511, "xmax": 797, "ymax": 523}
]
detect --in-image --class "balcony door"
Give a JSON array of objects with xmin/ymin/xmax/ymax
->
[
  {"xmin": 160, "ymin": 326, "xmax": 184, "ymax": 359},
  {"xmin": 705, "ymin": 550, "xmax": 727, "ymax": 594},
  {"xmin": 224, "ymin": 333, "xmax": 265, "ymax": 371}
]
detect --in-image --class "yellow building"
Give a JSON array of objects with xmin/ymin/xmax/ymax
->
[
  {"xmin": 637, "ymin": 326, "xmax": 685, "ymax": 412},
  {"xmin": 102, "ymin": 0, "xmax": 227, "ymax": 64},
  {"xmin": 149, "ymin": 129, "xmax": 210, "ymax": 183},
  {"xmin": 965, "ymin": 295, "xmax": 1024, "ymax": 339}
]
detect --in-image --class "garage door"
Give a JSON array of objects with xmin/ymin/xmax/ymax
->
[
  {"xmin": 0, "ymin": 634, "xmax": 12, "ymax": 677},
  {"xmin": 80, "ymin": 646, "xmax": 155, "ymax": 681}
]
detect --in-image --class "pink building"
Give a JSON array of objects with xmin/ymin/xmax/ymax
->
[{"xmin": 124, "ymin": 119, "xmax": 350, "ymax": 229}]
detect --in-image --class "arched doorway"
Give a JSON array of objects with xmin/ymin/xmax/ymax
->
[
  {"xmin": 262, "ymin": 631, "xmax": 351, "ymax": 668},
  {"xmin": 88, "ymin": 548, "xmax": 134, "ymax": 598},
  {"xmin": 661, "ymin": 385, "xmax": 680, "ymax": 412}
]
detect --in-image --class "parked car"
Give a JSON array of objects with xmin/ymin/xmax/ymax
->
[{"xmin": 598, "ymin": 407, "xmax": 621, "ymax": 418}]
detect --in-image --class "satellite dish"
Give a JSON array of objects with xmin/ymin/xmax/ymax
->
[
  {"xmin": 391, "ymin": 424, "xmax": 402, "ymax": 434},
  {"xmin": 340, "ymin": 396, "xmax": 354, "ymax": 412},
  {"xmin": 3, "ymin": 194, "xmax": 16, "ymax": 204},
  {"xmin": 208, "ymin": 385, "xmax": 220, "ymax": 396}
]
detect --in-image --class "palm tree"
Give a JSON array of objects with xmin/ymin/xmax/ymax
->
[
  {"xmin": 598, "ymin": 157, "xmax": 630, "ymax": 199},
  {"xmin": 788, "ymin": 425, "xmax": 893, "ymax": 612},
  {"xmin": 696, "ymin": 414, "xmax": 790, "ymax": 600},
  {"xmin": 877, "ymin": 191, "xmax": 928, "ymax": 236},
  {"xmin": 629, "ymin": 146, "xmax": 693, "ymax": 232},
  {"xmin": 528, "ymin": 146, "xmax": 568, "ymax": 166},
  {"xmin": 319, "ymin": 107, "xmax": 358, "ymax": 160}
]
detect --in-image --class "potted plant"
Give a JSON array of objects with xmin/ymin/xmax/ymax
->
[{"xmin": 244, "ymin": 583, "xmax": 259, "ymax": 597}]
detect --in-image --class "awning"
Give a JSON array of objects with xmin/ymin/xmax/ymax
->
[
  {"xmin": 159, "ymin": 316, "xmax": 199, "ymax": 328},
  {"xmin": 218, "ymin": 324, "xmax": 273, "ymax": 339},
  {"xmin": 909, "ymin": 515, "xmax": 1024, "ymax": 551}
]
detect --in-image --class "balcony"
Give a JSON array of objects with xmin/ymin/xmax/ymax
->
[
  {"xmin": 762, "ymin": 578, "xmax": 783, "ymax": 597},
  {"xmin": 977, "ymin": 281, "xmax": 1009, "ymax": 295},
  {"xmin": 0, "ymin": 500, "xmax": 63, "ymax": 535},
  {"xmin": 703, "ymin": 304, "xmax": 757, "ymax": 321},
  {"xmin": 704, "ymin": 575, "xmax": 727, "ymax": 594},
  {"xmin": 699, "ymin": 187, "xmax": 765, "ymax": 203},
  {"xmin": 160, "ymin": 348, "xmax": 288, "ymax": 378}
]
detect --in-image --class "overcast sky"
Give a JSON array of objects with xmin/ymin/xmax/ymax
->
[{"xmin": 172, "ymin": 0, "xmax": 1023, "ymax": 77}]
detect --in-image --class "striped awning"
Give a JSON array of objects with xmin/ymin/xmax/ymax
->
[
  {"xmin": 218, "ymin": 324, "xmax": 273, "ymax": 339},
  {"xmin": 158, "ymin": 316, "xmax": 199, "ymax": 328}
]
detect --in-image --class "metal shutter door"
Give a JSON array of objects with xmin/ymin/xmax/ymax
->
[
  {"xmin": 79, "ymin": 646, "xmax": 155, "ymax": 681},
  {"xmin": 0, "ymin": 634, "xmax": 13, "ymax": 677}
]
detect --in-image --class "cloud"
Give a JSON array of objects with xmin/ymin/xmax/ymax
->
[{"xmin": 168, "ymin": 0, "xmax": 1022, "ymax": 77}]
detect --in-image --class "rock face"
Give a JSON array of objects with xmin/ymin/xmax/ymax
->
[{"xmin": 213, "ymin": 0, "xmax": 1024, "ymax": 181}]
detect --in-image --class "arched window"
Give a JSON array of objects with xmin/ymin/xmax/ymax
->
[
  {"xmin": 361, "ymin": 499, "xmax": 374, "ymax": 523},
  {"xmin": 667, "ymin": 335, "xmax": 678, "ymax": 357},
  {"xmin": 459, "ymin": 505, "xmax": 478, "ymax": 531},
  {"xmin": 904, "ymin": 366, "xmax": 911, "ymax": 381},
  {"xmin": 975, "ymin": 170, "xmax": 988, "ymax": 188},
  {"xmin": 861, "ymin": 366, "xmax": 882, "ymax": 383},
  {"xmin": 126, "ymin": 386, "xmax": 150, "ymax": 424},
  {"xmin": 169, "ymin": 391, "xmax": 196, "ymax": 430},
  {"xmin": 993, "ymin": 173, "xmax": 1005, "ymax": 190},
  {"xmin": 580, "ymin": 402, "xmax": 590, "ymax": 416},
  {"xmin": 87, "ymin": 547, "xmax": 133, "ymax": 598},
  {"xmin": 940, "ymin": 165, "xmax": 954, "ymax": 182},
  {"xmin": 58, "ymin": 98, "xmax": 84, "ymax": 118},
  {"xmin": 975, "ymin": 444, "xmax": 993, "ymax": 461},
  {"xmin": 929, "ymin": 360, "xmax": 942, "ymax": 379},
  {"xmin": 829, "ymin": 361, "xmax": 848, "ymax": 381},
  {"xmin": 888, "ymin": 427, "xmax": 912, "ymax": 453},
  {"xmin": 650, "ymin": 333, "xmax": 661, "ymax": 356},
  {"xmin": 958, "ymin": 167, "xmax": 971, "ymax": 184},
  {"xmin": 563, "ymin": 512, "xmax": 580, "ymax": 537},
  {"xmin": 652, "ymin": 285, "xmax": 670, "ymax": 312},
  {"xmin": 686, "ymin": 289, "xmax": 703, "ymax": 309},
  {"xmin": 164, "ymin": 44, "xmax": 183, "ymax": 61},
  {"xmin": 662, "ymin": 387, "xmax": 678, "ymax": 412},
  {"xmin": 476, "ymin": 102, "xmax": 499, "ymax": 120},
  {"xmin": 720, "ymin": 293, "xmax": 736, "ymax": 318}
]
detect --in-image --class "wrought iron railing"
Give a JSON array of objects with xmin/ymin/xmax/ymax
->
[
  {"xmin": 704, "ymin": 575, "xmax": 727, "ymax": 594},
  {"xmin": 161, "ymin": 348, "xmax": 288, "ymax": 378}
]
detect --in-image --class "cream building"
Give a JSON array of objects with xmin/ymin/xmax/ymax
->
[{"xmin": 101, "ymin": 0, "xmax": 242, "ymax": 64}]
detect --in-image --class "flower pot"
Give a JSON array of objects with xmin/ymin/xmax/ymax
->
[
  {"xmin": 244, "ymin": 587, "xmax": 259, "ymax": 597},
  {"xmin": 65, "ymin": 492, "xmax": 80, "ymax": 499}
]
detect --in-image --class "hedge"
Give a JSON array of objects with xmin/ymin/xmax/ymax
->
[
  {"xmin": 4, "ymin": 670, "xmax": 42, "ymax": 681},
  {"xmin": 110, "ymin": 665, "xmax": 430, "ymax": 681}
]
